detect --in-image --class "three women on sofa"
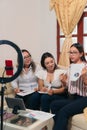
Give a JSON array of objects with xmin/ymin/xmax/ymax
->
[{"xmin": 11, "ymin": 43, "xmax": 87, "ymax": 130}]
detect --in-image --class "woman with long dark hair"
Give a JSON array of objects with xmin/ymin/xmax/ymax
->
[
  {"xmin": 50, "ymin": 43, "xmax": 87, "ymax": 130},
  {"xmin": 35, "ymin": 52, "xmax": 67, "ymax": 112}
]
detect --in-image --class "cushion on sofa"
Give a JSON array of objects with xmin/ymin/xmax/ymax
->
[
  {"xmin": 69, "ymin": 114, "xmax": 87, "ymax": 130},
  {"xmin": 0, "ymin": 68, "xmax": 15, "ymax": 107},
  {"xmin": 0, "ymin": 83, "xmax": 14, "ymax": 95},
  {"xmin": 0, "ymin": 67, "xmax": 14, "ymax": 95},
  {"xmin": 83, "ymin": 107, "xmax": 87, "ymax": 122}
]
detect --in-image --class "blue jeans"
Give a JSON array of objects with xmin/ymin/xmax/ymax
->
[
  {"xmin": 15, "ymin": 92, "xmax": 41, "ymax": 110},
  {"xmin": 41, "ymin": 92, "xmax": 67, "ymax": 112},
  {"xmin": 50, "ymin": 96, "xmax": 87, "ymax": 130}
]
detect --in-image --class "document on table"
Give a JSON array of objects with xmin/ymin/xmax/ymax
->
[
  {"xmin": 17, "ymin": 89, "xmax": 35, "ymax": 96},
  {"xmin": 70, "ymin": 63, "xmax": 85, "ymax": 81},
  {"xmin": 25, "ymin": 110, "xmax": 55, "ymax": 121}
]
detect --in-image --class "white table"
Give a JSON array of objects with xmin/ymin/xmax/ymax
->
[
  {"xmin": 3, "ymin": 118, "xmax": 53, "ymax": 130},
  {"xmin": 2, "ymin": 109, "xmax": 54, "ymax": 130}
]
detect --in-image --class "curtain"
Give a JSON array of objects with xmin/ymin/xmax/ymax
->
[{"xmin": 50, "ymin": 0, "xmax": 87, "ymax": 67}]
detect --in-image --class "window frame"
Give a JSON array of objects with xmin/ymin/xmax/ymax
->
[{"xmin": 57, "ymin": 11, "xmax": 87, "ymax": 63}]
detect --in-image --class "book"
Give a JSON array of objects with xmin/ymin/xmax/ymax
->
[
  {"xmin": 17, "ymin": 83, "xmax": 38, "ymax": 96},
  {"xmin": 8, "ymin": 115, "xmax": 37, "ymax": 127},
  {"xmin": 70, "ymin": 63, "xmax": 85, "ymax": 81},
  {"xmin": 17, "ymin": 89, "xmax": 35, "ymax": 96}
]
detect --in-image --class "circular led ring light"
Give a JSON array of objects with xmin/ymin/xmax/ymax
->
[{"xmin": 0, "ymin": 40, "xmax": 23, "ymax": 83}]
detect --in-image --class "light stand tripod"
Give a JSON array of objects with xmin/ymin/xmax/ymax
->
[
  {"xmin": 0, "ymin": 82, "xmax": 6, "ymax": 130},
  {"xmin": 0, "ymin": 40, "xmax": 23, "ymax": 130}
]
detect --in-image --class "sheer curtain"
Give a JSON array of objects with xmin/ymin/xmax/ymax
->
[{"xmin": 50, "ymin": 0, "xmax": 87, "ymax": 67}]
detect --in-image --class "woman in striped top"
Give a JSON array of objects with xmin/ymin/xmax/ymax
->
[{"xmin": 50, "ymin": 43, "xmax": 87, "ymax": 130}]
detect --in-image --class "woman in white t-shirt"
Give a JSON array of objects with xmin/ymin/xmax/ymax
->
[
  {"xmin": 11, "ymin": 49, "xmax": 41, "ymax": 110},
  {"xmin": 35, "ymin": 52, "xmax": 67, "ymax": 112}
]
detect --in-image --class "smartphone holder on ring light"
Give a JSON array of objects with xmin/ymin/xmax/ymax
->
[{"xmin": 0, "ymin": 40, "xmax": 23, "ymax": 130}]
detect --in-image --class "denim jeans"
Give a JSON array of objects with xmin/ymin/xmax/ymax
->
[{"xmin": 50, "ymin": 96, "xmax": 87, "ymax": 130}]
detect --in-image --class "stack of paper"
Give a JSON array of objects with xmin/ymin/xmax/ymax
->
[{"xmin": 25, "ymin": 110, "xmax": 54, "ymax": 121}]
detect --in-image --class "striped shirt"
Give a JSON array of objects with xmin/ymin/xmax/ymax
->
[{"xmin": 67, "ymin": 62, "xmax": 87, "ymax": 96}]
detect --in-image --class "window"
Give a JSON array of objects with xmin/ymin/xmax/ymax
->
[{"xmin": 57, "ymin": 8, "xmax": 87, "ymax": 62}]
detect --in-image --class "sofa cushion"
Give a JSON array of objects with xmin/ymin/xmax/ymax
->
[
  {"xmin": 70, "ymin": 114, "xmax": 87, "ymax": 130},
  {"xmin": 0, "ymin": 83, "xmax": 14, "ymax": 95},
  {"xmin": 0, "ymin": 68, "xmax": 14, "ymax": 95}
]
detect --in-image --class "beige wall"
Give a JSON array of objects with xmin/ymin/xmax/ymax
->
[{"xmin": 0, "ymin": 0, "xmax": 56, "ymax": 66}]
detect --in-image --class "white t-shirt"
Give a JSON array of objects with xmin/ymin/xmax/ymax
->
[
  {"xmin": 36, "ymin": 69, "xmax": 67, "ymax": 89},
  {"xmin": 11, "ymin": 64, "xmax": 41, "ymax": 91}
]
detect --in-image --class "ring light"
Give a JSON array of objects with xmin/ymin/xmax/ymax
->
[{"xmin": 0, "ymin": 40, "xmax": 23, "ymax": 83}]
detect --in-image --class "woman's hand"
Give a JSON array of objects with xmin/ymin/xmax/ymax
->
[
  {"xmin": 81, "ymin": 66, "xmax": 87, "ymax": 85},
  {"xmin": 48, "ymin": 88, "xmax": 54, "ymax": 95},
  {"xmin": 40, "ymin": 87, "xmax": 48, "ymax": 92},
  {"xmin": 59, "ymin": 73, "xmax": 67, "ymax": 86},
  {"xmin": 34, "ymin": 87, "xmax": 39, "ymax": 91},
  {"xmin": 81, "ymin": 66, "xmax": 87, "ymax": 75},
  {"xmin": 14, "ymin": 88, "xmax": 20, "ymax": 94}
]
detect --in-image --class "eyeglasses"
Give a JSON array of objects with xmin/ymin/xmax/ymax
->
[
  {"xmin": 68, "ymin": 51, "xmax": 79, "ymax": 55},
  {"xmin": 24, "ymin": 55, "xmax": 31, "ymax": 60}
]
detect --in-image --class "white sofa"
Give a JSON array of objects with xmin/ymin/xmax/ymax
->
[
  {"xmin": 49, "ymin": 114, "xmax": 87, "ymax": 130},
  {"xmin": 68, "ymin": 114, "xmax": 87, "ymax": 130}
]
